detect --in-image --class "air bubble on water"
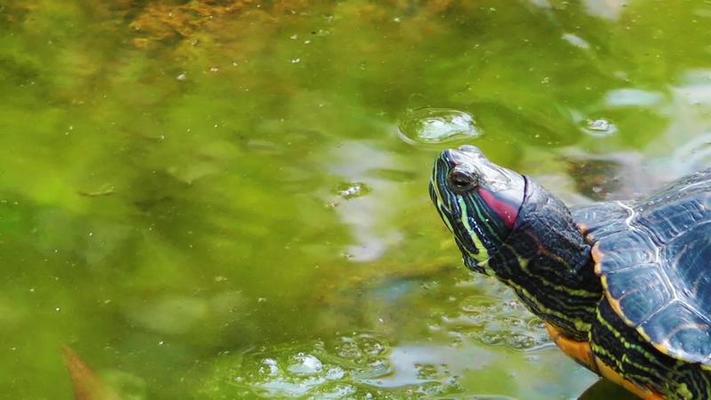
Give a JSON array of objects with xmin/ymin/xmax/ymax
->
[
  {"xmin": 288, "ymin": 353, "xmax": 323, "ymax": 376},
  {"xmin": 260, "ymin": 358, "xmax": 280, "ymax": 376},
  {"xmin": 397, "ymin": 108, "xmax": 481, "ymax": 145},
  {"xmin": 365, "ymin": 359, "xmax": 390, "ymax": 378},
  {"xmin": 581, "ymin": 118, "xmax": 617, "ymax": 137},
  {"xmin": 314, "ymin": 384, "xmax": 357, "ymax": 399},
  {"xmin": 325, "ymin": 366, "xmax": 345, "ymax": 380},
  {"xmin": 365, "ymin": 341, "xmax": 385, "ymax": 356},
  {"xmin": 442, "ymin": 293, "xmax": 548, "ymax": 350},
  {"xmin": 333, "ymin": 182, "xmax": 370, "ymax": 200},
  {"xmin": 339, "ymin": 185, "xmax": 362, "ymax": 199},
  {"xmin": 206, "ymin": 331, "xmax": 491, "ymax": 398},
  {"xmin": 588, "ymin": 119, "xmax": 610, "ymax": 131}
]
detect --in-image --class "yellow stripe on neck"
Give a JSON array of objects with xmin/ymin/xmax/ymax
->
[{"xmin": 457, "ymin": 197, "xmax": 490, "ymax": 263}]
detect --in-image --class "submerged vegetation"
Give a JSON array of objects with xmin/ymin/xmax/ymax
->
[{"xmin": 1, "ymin": 0, "xmax": 710, "ymax": 398}]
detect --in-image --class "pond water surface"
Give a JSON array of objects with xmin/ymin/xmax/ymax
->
[{"xmin": 1, "ymin": 1, "xmax": 710, "ymax": 399}]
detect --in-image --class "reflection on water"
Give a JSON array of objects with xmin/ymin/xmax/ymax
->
[
  {"xmin": 0, "ymin": 0, "xmax": 709, "ymax": 399},
  {"xmin": 604, "ymin": 88, "xmax": 665, "ymax": 108},
  {"xmin": 326, "ymin": 141, "xmax": 405, "ymax": 262}
]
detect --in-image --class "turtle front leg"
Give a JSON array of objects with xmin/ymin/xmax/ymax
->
[
  {"xmin": 588, "ymin": 301, "xmax": 667, "ymax": 400},
  {"xmin": 592, "ymin": 357, "xmax": 664, "ymax": 400},
  {"xmin": 545, "ymin": 323, "xmax": 664, "ymax": 400},
  {"xmin": 545, "ymin": 323, "xmax": 598, "ymax": 372}
]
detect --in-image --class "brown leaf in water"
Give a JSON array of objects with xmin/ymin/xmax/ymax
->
[{"xmin": 63, "ymin": 346, "xmax": 121, "ymax": 400}]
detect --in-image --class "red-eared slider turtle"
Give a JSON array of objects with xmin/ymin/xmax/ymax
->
[{"xmin": 429, "ymin": 145, "xmax": 711, "ymax": 399}]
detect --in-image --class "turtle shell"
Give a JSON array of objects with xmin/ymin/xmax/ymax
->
[{"xmin": 587, "ymin": 168, "xmax": 711, "ymax": 365}]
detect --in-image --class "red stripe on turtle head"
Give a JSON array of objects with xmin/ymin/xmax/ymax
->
[{"xmin": 478, "ymin": 187, "xmax": 520, "ymax": 229}]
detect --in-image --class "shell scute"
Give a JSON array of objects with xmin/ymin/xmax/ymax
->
[
  {"xmin": 593, "ymin": 168, "xmax": 711, "ymax": 365},
  {"xmin": 595, "ymin": 230, "xmax": 658, "ymax": 270},
  {"xmin": 663, "ymin": 222, "xmax": 711, "ymax": 309},
  {"xmin": 604, "ymin": 264, "xmax": 673, "ymax": 324},
  {"xmin": 639, "ymin": 301, "xmax": 711, "ymax": 364},
  {"xmin": 636, "ymin": 197, "xmax": 708, "ymax": 244}
]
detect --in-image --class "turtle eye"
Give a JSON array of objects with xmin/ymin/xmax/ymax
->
[{"xmin": 448, "ymin": 170, "xmax": 478, "ymax": 193}]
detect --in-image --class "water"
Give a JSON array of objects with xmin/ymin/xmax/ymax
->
[{"xmin": 1, "ymin": 1, "xmax": 710, "ymax": 399}]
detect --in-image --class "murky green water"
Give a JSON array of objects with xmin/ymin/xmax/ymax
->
[{"xmin": 1, "ymin": 1, "xmax": 710, "ymax": 399}]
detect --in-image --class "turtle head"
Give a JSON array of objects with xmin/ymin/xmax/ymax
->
[
  {"xmin": 429, "ymin": 145, "xmax": 526, "ymax": 274},
  {"xmin": 430, "ymin": 146, "xmax": 601, "ymax": 340}
]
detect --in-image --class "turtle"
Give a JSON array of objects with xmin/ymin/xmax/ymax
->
[{"xmin": 428, "ymin": 145, "xmax": 711, "ymax": 399}]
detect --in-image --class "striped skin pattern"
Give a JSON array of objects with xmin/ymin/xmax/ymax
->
[
  {"xmin": 429, "ymin": 146, "xmax": 711, "ymax": 399},
  {"xmin": 593, "ymin": 298, "xmax": 711, "ymax": 399},
  {"xmin": 489, "ymin": 179, "xmax": 602, "ymax": 341}
]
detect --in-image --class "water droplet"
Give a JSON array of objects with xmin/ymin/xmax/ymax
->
[
  {"xmin": 582, "ymin": 118, "xmax": 617, "ymax": 137},
  {"xmin": 398, "ymin": 108, "xmax": 481, "ymax": 144}
]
